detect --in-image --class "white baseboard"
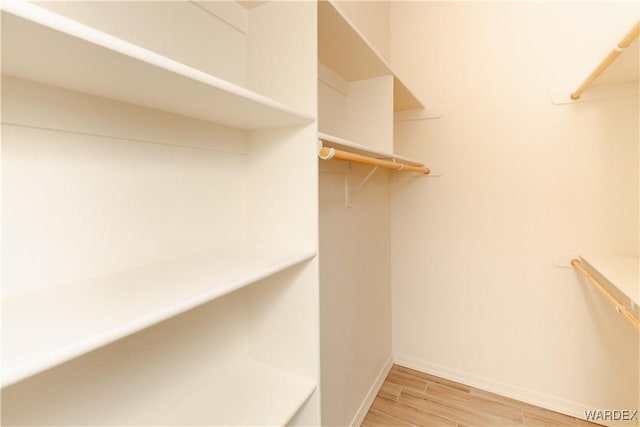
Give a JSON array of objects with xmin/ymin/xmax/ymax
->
[
  {"xmin": 394, "ymin": 354, "xmax": 599, "ymax": 424},
  {"xmin": 350, "ymin": 354, "xmax": 394, "ymax": 427}
]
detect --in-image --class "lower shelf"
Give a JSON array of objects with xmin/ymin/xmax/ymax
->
[
  {"xmin": 2, "ymin": 242, "xmax": 316, "ymax": 387},
  {"xmin": 2, "ymin": 355, "xmax": 317, "ymax": 426},
  {"xmin": 169, "ymin": 358, "xmax": 317, "ymax": 426}
]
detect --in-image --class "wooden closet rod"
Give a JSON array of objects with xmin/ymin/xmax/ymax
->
[
  {"xmin": 571, "ymin": 259, "xmax": 640, "ymax": 330},
  {"xmin": 571, "ymin": 20, "xmax": 640, "ymax": 100},
  {"xmin": 318, "ymin": 147, "xmax": 430, "ymax": 174}
]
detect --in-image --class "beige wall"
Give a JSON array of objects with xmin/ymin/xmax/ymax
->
[{"xmin": 390, "ymin": 1, "xmax": 638, "ymax": 419}]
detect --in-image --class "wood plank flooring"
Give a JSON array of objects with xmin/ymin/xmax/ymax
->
[{"xmin": 362, "ymin": 365, "xmax": 601, "ymax": 427}]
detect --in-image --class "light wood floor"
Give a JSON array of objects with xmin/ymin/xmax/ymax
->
[{"xmin": 362, "ymin": 365, "xmax": 601, "ymax": 427}]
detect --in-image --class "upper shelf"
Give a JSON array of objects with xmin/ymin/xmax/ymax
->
[
  {"xmin": 579, "ymin": 254, "xmax": 639, "ymax": 315},
  {"xmin": 0, "ymin": 0, "xmax": 314, "ymax": 129},
  {"xmin": 1, "ymin": 242, "xmax": 316, "ymax": 387},
  {"xmin": 318, "ymin": 132, "xmax": 425, "ymax": 167},
  {"xmin": 318, "ymin": 0, "xmax": 423, "ymax": 111}
]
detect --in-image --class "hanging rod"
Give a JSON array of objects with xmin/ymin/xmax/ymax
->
[
  {"xmin": 571, "ymin": 20, "xmax": 640, "ymax": 100},
  {"xmin": 571, "ymin": 259, "xmax": 640, "ymax": 330},
  {"xmin": 318, "ymin": 147, "xmax": 430, "ymax": 174}
]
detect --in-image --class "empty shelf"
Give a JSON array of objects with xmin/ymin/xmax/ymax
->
[
  {"xmin": 318, "ymin": 0, "xmax": 423, "ymax": 111},
  {"xmin": 579, "ymin": 254, "xmax": 639, "ymax": 312},
  {"xmin": 1, "ymin": 0, "xmax": 314, "ymax": 129},
  {"xmin": 318, "ymin": 132, "xmax": 426, "ymax": 167},
  {"xmin": 2, "ymin": 242, "xmax": 316, "ymax": 387},
  {"xmin": 168, "ymin": 358, "xmax": 316, "ymax": 426}
]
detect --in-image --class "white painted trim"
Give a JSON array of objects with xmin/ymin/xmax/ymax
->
[
  {"xmin": 394, "ymin": 354, "xmax": 605, "ymax": 426},
  {"xmin": 350, "ymin": 354, "xmax": 394, "ymax": 427},
  {"xmin": 394, "ymin": 108, "xmax": 443, "ymax": 122}
]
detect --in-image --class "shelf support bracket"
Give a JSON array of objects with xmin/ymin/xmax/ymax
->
[{"xmin": 345, "ymin": 163, "xmax": 379, "ymax": 207}]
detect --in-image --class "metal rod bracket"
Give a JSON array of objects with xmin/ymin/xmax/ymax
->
[{"xmin": 345, "ymin": 163, "xmax": 379, "ymax": 207}]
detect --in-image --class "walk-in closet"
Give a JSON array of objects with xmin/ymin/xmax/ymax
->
[{"xmin": 1, "ymin": 1, "xmax": 638, "ymax": 426}]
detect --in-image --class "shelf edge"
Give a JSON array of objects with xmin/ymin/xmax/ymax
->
[
  {"xmin": 318, "ymin": 132, "xmax": 426, "ymax": 167},
  {"xmin": 578, "ymin": 254, "xmax": 639, "ymax": 311},
  {"xmin": 2, "ymin": 246, "xmax": 317, "ymax": 388},
  {"xmin": 1, "ymin": 0, "xmax": 315, "ymax": 127}
]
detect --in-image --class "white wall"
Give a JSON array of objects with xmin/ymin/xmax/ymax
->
[
  {"xmin": 2, "ymin": 77, "xmax": 247, "ymax": 297},
  {"xmin": 317, "ymin": 76, "xmax": 395, "ymax": 423},
  {"xmin": 318, "ymin": 74, "xmax": 394, "ymax": 152},
  {"xmin": 390, "ymin": 1, "xmax": 638, "ymax": 420},
  {"xmin": 319, "ymin": 161, "xmax": 392, "ymax": 427}
]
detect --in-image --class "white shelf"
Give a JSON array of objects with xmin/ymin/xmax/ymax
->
[
  {"xmin": 318, "ymin": 0, "xmax": 423, "ymax": 111},
  {"xmin": 1, "ymin": 242, "xmax": 316, "ymax": 387},
  {"xmin": 0, "ymin": 0, "xmax": 314, "ymax": 129},
  {"xmin": 318, "ymin": 132, "xmax": 426, "ymax": 167},
  {"xmin": 579, "ymin": 254, "xmax": 639, "ymax": 311},
  {"xmin": 169, "ymin": 358, "xmax": 316, "ymax": 426}
]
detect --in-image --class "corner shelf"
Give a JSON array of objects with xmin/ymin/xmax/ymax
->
[
  {"xmin": 318, "ymin": 132, "xmax": 426, "ymax": 167},
  {"xmin": 167, "ymin": 358, "xmax": 316, "ymax": 426},
  {"xmin": 575, "ymin": 20, "xmax": 639, "ymax": 91},
  {"xmin": 318, "ymin": 0, "xmax": 423, "ymax": 111},
  {"xmin": 2, "ymin": 243, "xmax": 316, "ymax": 387},
  {"xmin": 553, "ymin": 21, "xmax": 639, "ymax": 104},
  {"xmin": 579, "ymin": 254, "xmax": 639, "ymax": 314},
  {"xmin": 1, "ymin": 0, "xmax": 314, "ymax": 129}
]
